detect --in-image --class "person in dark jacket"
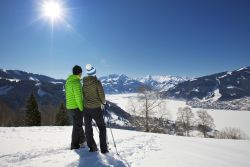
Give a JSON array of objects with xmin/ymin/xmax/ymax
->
[
  {"xmin": 65, "ymin": 65, "xmax": 86, "ymax": 150},
  {"xmin": 82, "ymin": 64, "xmax": 108, "ymax": 154}
]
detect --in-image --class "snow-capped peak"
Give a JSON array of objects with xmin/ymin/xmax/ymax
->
[
  {"xmin": 137, "ymin": 75, "xmax": 189, "ymax": 83},
  {"xmin": 136, "ymin": 75, "xmax": 189, "ymax": 91},
  {"xmin": 218, "ymin": 71, "xmax": 232, "ymax": 79},
  {"xmin": 237, "ymin": 67, "xmax": 249, "ymax": 72}
]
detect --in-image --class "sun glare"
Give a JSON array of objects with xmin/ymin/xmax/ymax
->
[
  {"xmin": 36, "ymin": 0, "xmax": 74, "ymax": 38},
  {"xmin": 41, "ymin": 0, "xmax": 64, "ymax": 24}
]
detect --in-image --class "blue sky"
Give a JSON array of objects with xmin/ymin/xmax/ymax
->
[{"xmin": 0, "ymin": 0, "xmax": 249, "ymax": 79}]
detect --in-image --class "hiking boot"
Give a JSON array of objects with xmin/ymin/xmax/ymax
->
[
  {"xmin": 101, "ymin": 150, "xmax": 109, "ymax": 154},
  {"xmin": 89, "ymin": 146, "xmax": 98, "ymax": 152},
  {"xmin": 71, "ymin": 145, "xmax": 80, "ymax": 150}
]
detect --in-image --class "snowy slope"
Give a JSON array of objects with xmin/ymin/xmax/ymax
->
[
  {"xmin": 0, "ymin": 127, "xmax": 250, "ymax": 167},
  {"xmin": 106, "ymin": 94, "xmax": 250, "ymax": 136},
  {"xmin": 163, "ymin": 67, "xmax": 250, "ymax": 103}
]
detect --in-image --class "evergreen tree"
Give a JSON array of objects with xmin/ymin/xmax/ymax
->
[
  {"xmin": 25, "ymin": 94, "xmax": 41, "ymax": 126},
  {"xmin": 55, "ymin": 103, "xmax": 70, "ymax": 126}
]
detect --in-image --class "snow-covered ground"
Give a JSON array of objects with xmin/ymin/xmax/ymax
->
[
  {"xmin": 0, "ymin": 126, "xmax": 250, "ymax": 167},
  {"xmin": 106, "ymin": 94, "xmax": 250, "ymax": 136}
]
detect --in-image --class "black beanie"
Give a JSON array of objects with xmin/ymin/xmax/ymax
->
[{"xmin": 72, "ymin": 65, "xmax": 82, "ymax": 75}]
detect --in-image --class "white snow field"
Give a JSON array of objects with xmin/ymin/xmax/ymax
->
[
  {"xmin": 0, "ymin": 126, "xmax": 250, "ymax": 167},
  {"xmin": 106, "ymin": 94, "xmax": 250, "ymax": 136}
]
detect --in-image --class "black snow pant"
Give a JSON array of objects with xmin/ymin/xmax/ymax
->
[
  {"xmin": 84, "ymin": 107, "xmax": 108, "ymax": 152},
  {"xmin": 70, "ymin": 108, "xmax": 86, "ymax": 149}
]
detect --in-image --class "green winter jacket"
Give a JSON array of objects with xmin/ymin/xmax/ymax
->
[
  {"xmin": 65, "ymin": 75, "xmax": 83, "ymax": 111},
  {"xmin": 82, "ymin": 76, "xmax": 105, "ymax": 109}
]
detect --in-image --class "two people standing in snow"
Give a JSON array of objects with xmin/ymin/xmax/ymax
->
[{"xmin": 65, "ymin": 64, "xmax": 109, "ymax": 154}]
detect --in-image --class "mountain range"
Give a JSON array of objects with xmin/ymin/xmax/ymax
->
[
  {"xmin": 0, "ymin": 69, "xmax": 182, "ymax": 126},
  {"xmin": 0, "ymin": 67, "xmax": 249, "ymax": 126},
  {"xmin": 99, "ymin": 74, "xmax": 189, "ymax": 93},
  {"xmin": 0, "ymin": 69, "xmax": 188, "ymax": 126}
]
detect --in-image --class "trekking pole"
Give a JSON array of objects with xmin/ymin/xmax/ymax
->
[{"xmin": 105, "ymin": 105, "xmax": 119, "ymax": 155}]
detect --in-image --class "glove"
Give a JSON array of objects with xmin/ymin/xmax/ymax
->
[
  {"xmin": 101, "ymin": 104, "xmax": 105, "ymax": 111},
  {"xmin": 101, "ymin": 101, "xmax": 106, "ymax": 111}
]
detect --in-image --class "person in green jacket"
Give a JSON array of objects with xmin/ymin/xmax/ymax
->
[
  {"xmin": 82, "ymin": 64, "xmax": 108, "ymax": 154},
  {"xmin": 65, "ymin": 65, "xmax": 86, "ymax": 150}
]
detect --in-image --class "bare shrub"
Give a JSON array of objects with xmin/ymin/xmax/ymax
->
[{"xmin": 215, "ymin": 127, "xmax": 248, "ymax": 140}]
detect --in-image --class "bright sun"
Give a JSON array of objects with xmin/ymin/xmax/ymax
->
[{"xmin": 42, "ymin": 1, "xmax": 64, "ymax": 23}]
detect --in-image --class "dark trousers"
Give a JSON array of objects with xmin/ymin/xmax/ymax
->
[
  {"xmin": 70, "ymin": 109, "xmax": 85, "ymax": 148},
  {"xmin": 84, "ymin": 107, "xmax": 108, "ymax": 151}
]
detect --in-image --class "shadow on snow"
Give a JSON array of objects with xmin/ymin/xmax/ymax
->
[{"xmin": 71, "ymin": 148, "xmax": 128, "ymax": 167}]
